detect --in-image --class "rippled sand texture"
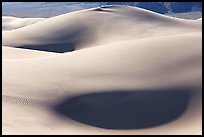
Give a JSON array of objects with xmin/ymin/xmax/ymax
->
[{"xmin": 2, "ymin": 6, "xmax": 202, "ymax": 135}]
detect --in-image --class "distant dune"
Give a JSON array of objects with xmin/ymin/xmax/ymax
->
[
  {"xmin": 2, "ymin": 16, "xmax": 44, "ymax": 31},
  {"xmin": 166, "ymin": 11, "xmax": 202, "ymax": 20},
  {"xmin": 2, "ymin": 2, "xmax": 202, "ymax": 17},
  {"xmin": 2, "ymin": 6, "xmax": 201, "ymax": 52},
  {"xmin": 2, "ymin": 6, "xmax": 202, "ymax": 135}
]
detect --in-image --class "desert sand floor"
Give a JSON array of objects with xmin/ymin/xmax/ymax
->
[{"xmin": 2, "ymin": 6, "xmax": 202, "ymax": 135}]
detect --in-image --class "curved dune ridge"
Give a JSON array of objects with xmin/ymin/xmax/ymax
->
[
  {"xmin": 2, "ymin": 5, "xmax": 201, "ymax": 52},
  {"xmin": 2, "ymin": 46, "xmax": 59, "ymax": 59},
  {"xmin": 2, "ymin": 6, "xmax": 202, "ymax": 135},
  {"xmin": 2, "ymin": 16, "xmax": 44, "ymax": 31}
]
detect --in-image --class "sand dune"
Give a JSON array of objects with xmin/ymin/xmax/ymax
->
[
  {"xmin": 2, "ymin": 6, "xmax": 201, "ymax": 52},
  {"xmin": 2, "ymin": 6, "xmax": 202, "ymax": 135},
  {"xmin": 2, "ymin": 16, "xmax": 44, "ymax": 31},
  {"xmin": 2, "ymin": 46, "xmax": 59, "ymax": 59}
]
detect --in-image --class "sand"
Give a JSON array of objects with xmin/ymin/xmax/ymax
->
[
  {"xmin": 2, "ymin": 5, "xmax": 202, "ymax": 135},
  {"xmin": 2, "ymin": 16, "xmax": 44, "ymax": 31}
]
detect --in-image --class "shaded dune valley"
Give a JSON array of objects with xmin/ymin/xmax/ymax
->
[
  {"xmin": 2, "ymin": 5, "xmax": 202, "ymax": 135},
  {"xmin": 54, "ymin": 90, "xmax": 190, "ymax": 129}
]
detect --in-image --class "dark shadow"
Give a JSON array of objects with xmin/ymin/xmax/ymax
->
[
  {"xmin": 53, "ymin": 89, "xmax": 190, "ymax": 129},
  {"xmin": 93, "ymin": 8, "xmax": 114, "ymax": 13},
  {"xmin": 17, "ymin": 42, "xmax": 75, "ymax": 53}
]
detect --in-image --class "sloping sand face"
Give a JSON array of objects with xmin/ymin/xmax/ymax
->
[
  {"xmin": 2, "ymin": 16, "xmax": 44, "ymax": 31},
  {"xmin": 2, "ymin": 6, "xmax": 201, "ymax": 52},
  {"xmin": 2, "ymin": 6, "xmax": 202, "ymax": 135}
]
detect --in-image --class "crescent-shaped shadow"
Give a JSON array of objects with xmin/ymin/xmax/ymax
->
[{"xmin": 53, "ymin": 89, "xmax": 190, "ymax": 129}]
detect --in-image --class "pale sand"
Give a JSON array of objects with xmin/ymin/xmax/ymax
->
[
  {"xmin": 2, "ymin": 16, "xmax": 44, "ymax": 31},
  {"xmin": 2, "ymin": 46, "xmax": 59, "ymax": 59},
  {"xmin": 2, "ymin": 6, "xmax": 202, "ymax": 135}
]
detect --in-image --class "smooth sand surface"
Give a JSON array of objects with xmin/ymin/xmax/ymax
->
[
  {"xmin": 2, "ymin": 46, "xmax": 59, "ymax": 59},
  {"xmin": 2, "ymin": 16, "xmax": 44, "ymax": 31},
  {"xmin": 2, "ymin": 6, "xmax": 202, "ymax": 135}
]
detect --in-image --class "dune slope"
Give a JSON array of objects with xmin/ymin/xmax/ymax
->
[
  {"xmin": 2, "ymin": 6, "xmax": 201, "ymax": 52},
  {"xmin": 2, "ymin": 16, "xmax": 44, "ymax": 31}
]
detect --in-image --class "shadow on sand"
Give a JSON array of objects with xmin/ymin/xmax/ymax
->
[
  {"xmin": 53, "ymin": 89, "xmax": 190, "ymax": 129},
  {"xmin": 17, "ymin": 43, "xmax": 75, "ymax": 53}
]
